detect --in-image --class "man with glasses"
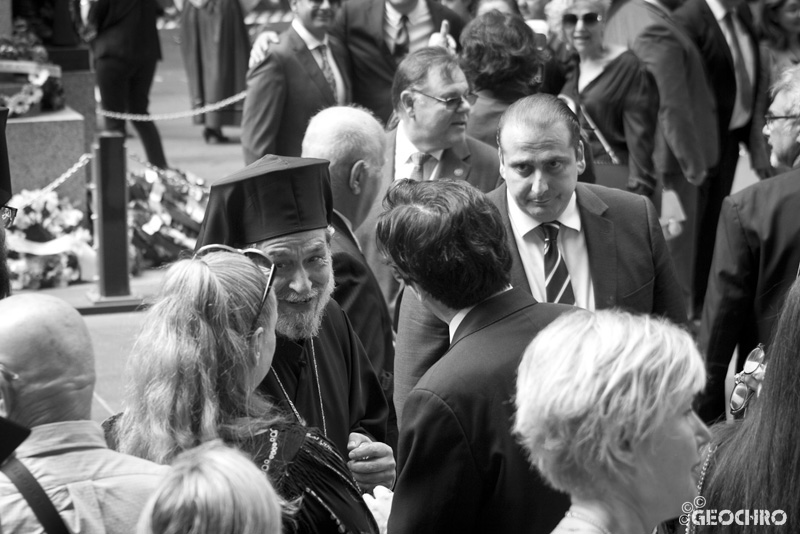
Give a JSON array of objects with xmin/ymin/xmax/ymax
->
[
  {"xmin": 195, "ymin": 155, "xmax": 395, "ymax": 493},
  {"xmin": 699, "ymin": 65, "xmax": 800, "ymax": 423},
  {"xmin": 357, "ymin": 47, "xmax": 501, "ymax": 318},
  {"xmin": 0, "ymin": 294, "xmax": 168, "ymax": 532},
  {"xmin": 241, "ymin": 0, "xmax": 350, "ymax": 163}
]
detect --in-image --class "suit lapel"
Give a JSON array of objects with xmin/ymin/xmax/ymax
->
[
  {"xmin": 288, "ymin": 28, "xmax": 336, "ymax": 105},
  {"xmin": 438, "ymin": 139, "xmax": 471, "ymax": 181},
  {"xmin": 367, "ymin": 0, "xmax": 397, "ymax": 68},
  {"xmin": 329, "ymin": 37, "xmax": 351, "ymax": 102},
  {"xmin": 576, "ymin": 184, "xmax": 617, "ymax": 309},
  {"xmin": 488, "ymin": 185, "xmax": 531, "ymax": 294},
  {"xmin": 700, "ymin": 0, "xmax": 735, "ymax": 72}
]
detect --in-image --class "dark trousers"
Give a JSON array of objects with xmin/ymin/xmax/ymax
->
[
  {"xmin": 693, "ymin": 126, "xmax": 748, "ymax": 317},
  {"xmin": 96, "ymin": 57, "xmax": 168, "ymax": 169}
]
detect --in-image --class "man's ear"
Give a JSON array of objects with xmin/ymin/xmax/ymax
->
[
  {"xmin": 400, "ymin": 91, "xmax": 415, "ymax": 117},
  {"xmin": 349, "ymin": 160, "xmax": 366, "ymax": 195},
  {"xmin": 575, "ymin": 139, "xmax": 586, "ymax": 175}
]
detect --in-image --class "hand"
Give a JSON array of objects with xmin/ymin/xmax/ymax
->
[
  {"xmin": 427, "ymin": 20, "xmax": 457, "ymax": 54},
  {"xmin": 363, "ymin": 485, "xmax": 393, "ymax": 534},
  {"xmin": 249, "ymin": 31, "xmax": 280, "ymax": 68},
  {"xmin": 347, "ymin": 432, "xmax": 396, "ymax": 493}
]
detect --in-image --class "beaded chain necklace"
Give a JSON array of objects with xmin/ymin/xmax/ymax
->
[{"xmin": 271, "ymin": 338, "xmax": 328, "ymax": 437}]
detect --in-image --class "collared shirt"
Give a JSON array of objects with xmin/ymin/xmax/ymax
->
[
  {"xmin": 506, "ymin": 189, "xmax": 596, "ymax": 310},
  {"xmin": 448, "ymin": 286, "xmax": 512, "ymax": 342},
  {"xmin": 394, "ymin": 122, "xmax": 444, "ymax": 181},
  {"xmin": 0, "ymin": 420, "xmax": 169, "ymax": 534},
  {"xmin": 292, "ymin": 18, "xmax": 347, "ymax": 105},
  {"xmin": 384, "ymin": 0, "xmax": 435, "ymax": 55},
  {"xmin": 333, "ymin": 209, "xmax": 362, "ymax": 252},
  {"xmin": 705, "ymin": 0, "xmax": 755, "ymax": 129}
]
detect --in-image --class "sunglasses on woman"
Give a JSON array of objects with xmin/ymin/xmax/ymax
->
[
  {"xmin": 194, "ymin": 244, "xmax": 275, "ymax": 334},
  {"xmin": 729, "ymin": 343, "xmax": 766, "ymax": 416},
  {"xmin": 562, "ymin": 12, "xmax": 603, "ymax": 27}
]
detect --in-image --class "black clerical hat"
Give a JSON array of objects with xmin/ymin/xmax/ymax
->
[
  {"xmin": 0, "ymin": 108, "xmax": 12, "ymax": 206},
  {"xmin": 195, "ymin": 155, "xmax": 332, "ymax": 248}
]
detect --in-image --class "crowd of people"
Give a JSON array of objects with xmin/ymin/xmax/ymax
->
[{"xmin": 3, "ymin": 0, "xmax": 800, "ymax": 531}]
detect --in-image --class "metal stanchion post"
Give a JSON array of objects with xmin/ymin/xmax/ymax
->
[{"xmin": 86, "ymin": 132, "xmax": 142, "ymax": 310}]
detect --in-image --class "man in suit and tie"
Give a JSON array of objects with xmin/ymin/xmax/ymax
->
[
  {"xmin": 241, "ymin": 0, "xmax": 350, "ymax": 163},
  {"xmin": 392, "ymin": 94, "xmax": 686, "ymax": 421},
  {"xmin": 301, "ymin": 105, "xmax": 396, "ymax": 419},
  {"xmin": 673, "ymin": 0, "xmax": 772, "ymax": 319},
  {"xmin": 377, "ymin": 179, "xmax": 570, "ymax": 534},
  {"xmin": 356, "ymin": 47, "xmax": 501, "ymax": 318},
  {"xmin": 699, "ymin": 65, "xmax": 800, "ymax": 422},
  {"xmin": 603, "ymin": 0, "xmax": 720, "ymax": 318}
]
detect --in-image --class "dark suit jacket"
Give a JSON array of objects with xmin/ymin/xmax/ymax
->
[
  {"xmin": 331, "ymin": 0, "xmax": 465, "ymax": 123},
  {"xmin": 698, "ymin": 169, "xmax": 800, "ymax": 422},
  {"xmin": 673, "ymin": 0, "xmax": 765, "ymax": 157},
  {"xmin": 241, "ymin": 27, "xmax": 351, "ymax": 163},
  {"xmin": 355, "ymin": 130, "xmax": 502, "ymax": 318},
  {"xmin": 331, "ymin": 212, "xmax": 394, "ymax": 379},
  {"xmin": 393, "ymin": 182, "xmax": 687, "ymax": 421},
  {"xmin": 389, "ymin": 288, "xmax": 570, "ymax": 534},
  {"xmin": 605, "ymin": 0, "xmax": 719, "ymax": 183},
  {"xmin": 89, "ymin": 0, "xmax": 162, "ymax": 62}
]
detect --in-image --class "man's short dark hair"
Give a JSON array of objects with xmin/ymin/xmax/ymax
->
[
  {"xmin": 376, "ymin": 179, "xmax": 512, "ymax": 310},
  {"xmin": 497, "ymin": 94, "xmax": 582, "ymax": 152},
  {"xmin": 391, "ymin": 47, "xmax": 462, "ymax": 114}
]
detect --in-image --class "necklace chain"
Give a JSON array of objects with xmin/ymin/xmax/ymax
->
[
  {"xmin": 271, "ymin": 338, "xmax": 327, "ymax": 437},
  {"xmin": 565, "ymin": 510, "xmax": 613, "ymax": 534}
]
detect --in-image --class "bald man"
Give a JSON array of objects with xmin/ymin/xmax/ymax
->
[{"xmin": 0, "ymin": 294, "xmax": 167, "ymax": 533}]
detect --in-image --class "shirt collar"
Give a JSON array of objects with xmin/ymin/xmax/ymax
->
[
  {"xmin": 448, "ymin": 286, "xmax": 513, "ymax": 342},
  {"xmin": 292, "ymin": 18, "xmax": 329, "ymax": 49},
  {"xmin": 506, "ymin": 188, "xmax": 581, "ymax": 236},
  {"xmin": 396, "ymin": 122, "xmax": 444, "ymax": 165},
  {"xmin": 385, "ymin": 0, "xmax": 428, "ymax": 25},
  {"xmin": 14, "ymin": 420, "xmax": 108, "ymax": 458},
  {"xmin": 334, "ymin": 209, "xmax": 354, "ymax": 233},
  {"xmin": 704, "ymin": 0, "xmax": 729, "ymax": 22}
]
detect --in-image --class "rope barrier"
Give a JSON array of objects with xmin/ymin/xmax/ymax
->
[
  {"xmin": 12, "ymin": 153, "xmax": 94, "ymax": 210},
  {"xmin": 97, "ymin": 90, "xmax": 247, "ymax": 122}
]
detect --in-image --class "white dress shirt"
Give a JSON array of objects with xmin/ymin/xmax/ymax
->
[
  {"xmin": 292, "ymin": 19, "xmax": 347, "ymax": 105},
  {"xmin": 394, "ymin": 122, "xmax": 444, "ymax": 181},
  {"xmin": 506, "ymin": 189, "xmax": 596, "ymax": 310},
  {"xmin": 704, "ymin": 0, "xmax": 756, "ymax": 130},
  {"xmin": 384, "ymin": 0, "xmax": 435, "ymax": 55}
]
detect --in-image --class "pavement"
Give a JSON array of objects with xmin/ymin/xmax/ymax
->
[{"xmin": 21, "ymin": 27, "xmax": 761, "ymax": 424}]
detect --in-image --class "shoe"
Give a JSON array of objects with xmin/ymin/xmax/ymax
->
[{"xmin": 202, "ymin": 127, "xmax": 229, "ymax": 144}]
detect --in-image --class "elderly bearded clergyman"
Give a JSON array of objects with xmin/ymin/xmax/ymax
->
[{"xmin": 195, "ymin": 155, "xmax": 395, "ymax": 492}]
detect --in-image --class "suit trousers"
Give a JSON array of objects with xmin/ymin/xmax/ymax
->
[
  {"xmin": 693, "ymin": 126, "xmax": 748, "ymax": 317},
  {"xmin": 96, "ymin": 57, "xmax": 168, "ymax": 169}
]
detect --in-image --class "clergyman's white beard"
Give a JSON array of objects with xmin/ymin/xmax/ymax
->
[{"xmin": 275, "ymin": 275, "xmax": 335, "ymax": 340}]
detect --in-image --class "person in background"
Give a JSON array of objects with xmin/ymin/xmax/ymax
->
[
  {"xmin": 107, "ymin": 250, "xmax": 379, "ymax": 534},
  {"xmin": 0, "ymin": 107, "xmax": 12, "ymax": 300},
  {"xmin": 514, "ymin": 309, "xmax": 711, "ymax": 534},
  {"xmin": 694, "ymin": 277, "xmax": 800, "ymax": 534},
  {"xmin": 460, "ymin": 11, "xmax": 544, "ymax": 147},
  {"xmin": 760, "ymin": 0, "xmax": 800, "ymax": 84},
  {"xmin": 551, "ymin": 0, "xmax": 659, "ymax": 198},
  {"xmin": 136, "ymin": 441, "xmax": 282, "ymax": 534},
  {"xmin": 88, "ymin": 0, "xmax": 169, "ymax": 169},
  {"xmin": 0, "ymin": 294, "xmax": 168, "ymax": 533},
  {"xmin": 177, "ymin": 0, "xmax": 250, "ymax": 144}
]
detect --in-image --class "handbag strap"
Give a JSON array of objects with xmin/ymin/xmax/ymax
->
[
  {"xmin": 1, "ymin": 456, "xmax": 71, "ymax": 534},
  {"xmin": 579, "ymin": 104, "xmax": 622, "ymax": 165}
]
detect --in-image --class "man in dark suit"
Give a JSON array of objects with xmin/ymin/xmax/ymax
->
[
  {"xmin": 241, "ymin": 0, "xmax": 350, "ymax": 163},
  {"xmin": 604, "ymin": 0, "xmax": 720, "ymax": 317},
  {"xmin": 699, "ymin": 65, "xmax": 800, "ymax": 422},
  {"xmin": 393, "ymin": 94, "xmax": 686, "ymax": 421},
  {"xmin": 1, "ymin": 107, "xmax": 13, "ymax": 299},
  {"xmin": 673, "ymin": 0, "xmax": 772, "ymax": 318},
  {"xmin": 377, "ymin": 179, "xmax": 570, "ymax": 534},
  {"xmin": 301, "ymin": 105, "xmax": 395, "ymax": 401},
  {"xmin": 356, "ymin": 47, "xmax": 501, "ymax": 317}
]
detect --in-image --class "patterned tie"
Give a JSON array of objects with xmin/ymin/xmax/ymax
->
[
  {"xmin": 722, "ymin": 12, "xmax": 753, "ymax": 113},
  {"xmin": 317, "ymin": 44, "xmax": 337, "ymax": 98},
  {"xmin": 394, "ymin": 15, "xmax": 410, "ymax": 61},
  {"xmin": 536, "ymin": 222, "xmax": 575, "ymax": 305},
  {"xmin": 408, "ymin": 152, "xmax": 431, "ymax": 181}
]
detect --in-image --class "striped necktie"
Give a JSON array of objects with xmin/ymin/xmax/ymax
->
[
  {"xmin": 316, "ymin": 44, "xmax": 337, "ymax": 98},
  {"xmin": 536, "ymin": 222, "xmax": 575, "ymax": 305},
  {"xmin": 394, "ymin": 15, "xmax": 410, "ymax": 61}
]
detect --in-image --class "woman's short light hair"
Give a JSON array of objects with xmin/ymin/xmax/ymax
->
[
  {"xmin": 136, "ymin": 440, "xmax": 282, "ymax": 534},
  {"xmin": 513, "ymin": 309, "xmax": 706, "ymax": 497}
]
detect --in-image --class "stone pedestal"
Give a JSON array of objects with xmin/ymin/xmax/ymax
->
[
  {"xmin": 7, "ymin": 106, "xmax": 87, "ymax": 209},
  {"xmin": 0, "ymin": 0, "xmax": 10, "ymax": 37},
  {"xmin": 46, "ymin": 46, "xmax": 96, "ymax": 159}
]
